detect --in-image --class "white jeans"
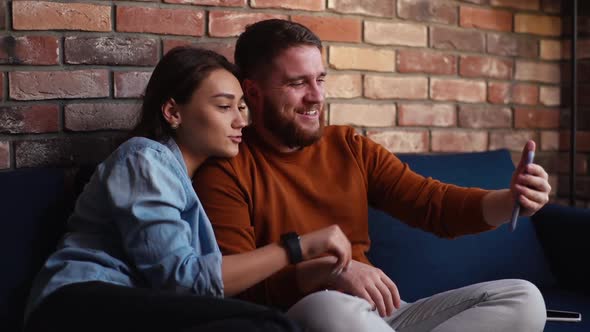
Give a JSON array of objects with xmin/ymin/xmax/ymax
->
[{"xmin": 286, "ymin": 279, "xmax": 546, "ymax": 332}]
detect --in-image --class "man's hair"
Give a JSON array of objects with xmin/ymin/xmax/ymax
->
[{"xmin": 234, "ymin": 19, "xmax": 322, "ymax": 80}]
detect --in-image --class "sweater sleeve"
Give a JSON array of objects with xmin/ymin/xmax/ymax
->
[
  {"xmin": 193, "ymin": 159, "xmax": 304, "ymax": 309},
  {"xmin": 349, "ymin": 131, "xmax": 495, "ymax": 238},
  {"xmin": 104, "ymin": 147, "xmax": 223, "ymax": 296}
]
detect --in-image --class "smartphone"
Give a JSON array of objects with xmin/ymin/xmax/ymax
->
[
  {"xmin": 509, "ymin": 150, "xmax": 535, "ymax": 232},
  {"xmin": 546, "ymin": 309, "xmax": 582, "ymax": 322}
]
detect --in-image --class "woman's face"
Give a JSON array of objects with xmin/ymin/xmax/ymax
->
[{"xmin": 175, "ymin": 68, "xmax": 247, "ymax": 159}]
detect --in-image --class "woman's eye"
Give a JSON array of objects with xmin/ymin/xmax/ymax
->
[
  {"xmin": 238, "ymin": 105, "xmax": 247, "ymax": 112},
  {"xmin": 218, "ymin": 105, "xmax": 231, "ymax": 110}
]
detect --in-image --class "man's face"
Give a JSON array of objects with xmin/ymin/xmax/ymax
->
[{"xmin": 256, "ymin": 45, "xmax": 326, "ymax": 149}]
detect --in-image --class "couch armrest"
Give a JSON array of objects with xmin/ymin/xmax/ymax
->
[{"xmin": 533, "ymin": 204, "xmax": 590, "ymax": 293}]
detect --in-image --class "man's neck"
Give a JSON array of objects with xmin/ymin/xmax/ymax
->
[{"xmin": 251, "ymin": 124, "xmax": 301, "ymax": 154}]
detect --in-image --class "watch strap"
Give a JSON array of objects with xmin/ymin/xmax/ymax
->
[{"xmin": 281, "ymin": 232, "xmax": 303, "ymax": 264}]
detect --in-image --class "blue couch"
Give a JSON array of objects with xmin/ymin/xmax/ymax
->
[
  {"xmin": 1, "ymin": 149, "xmax": 589, "ymax": 331},
  {"xmin": 368, "ymin": 149, "xmax": 590, "ymax": 332}
]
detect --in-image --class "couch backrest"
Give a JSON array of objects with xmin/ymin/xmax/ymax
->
[
  {"xmin": 0, "ymin": 168, "xmax": 68, "ymax": 331},
  {"xmin": 367, "ymin": 149, "xmax": 556, "ymax": 302}
]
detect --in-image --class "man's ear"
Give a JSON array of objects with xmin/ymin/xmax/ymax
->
[
  {"xmin": 242, "ymin": 79, "xmax": 261, "ymax": 106},
  {"xmin": 161, "ymin": 98, "xmax": 182, "ymax": 127}
]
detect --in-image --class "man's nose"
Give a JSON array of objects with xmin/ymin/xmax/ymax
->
[{"xmin": 305, "ymin": 81, "xmax": 324, "ymax": 104}]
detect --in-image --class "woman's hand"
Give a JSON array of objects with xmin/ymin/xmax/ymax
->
[{"xmin": 299, "ymin": 225, "xmax": 352, "ymax": 274}]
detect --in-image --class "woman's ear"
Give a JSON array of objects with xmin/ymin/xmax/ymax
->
[{"xmin": 162, "ymin": 98, "xmax": 182, "ymax": 128}]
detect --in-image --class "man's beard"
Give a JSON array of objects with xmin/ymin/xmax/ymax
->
[{"xmin": 262, "ymin": 102, "xmax": 325, "ymax": 149}]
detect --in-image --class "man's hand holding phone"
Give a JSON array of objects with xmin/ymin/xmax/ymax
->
[{"xmin": 509, "ymin": 140, "xmax": 551, "ymax": 231}]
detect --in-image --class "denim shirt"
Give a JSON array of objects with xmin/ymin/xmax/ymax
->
[{"xmin": 25, "ymin": 137, "xmax": 224, "ymax": 320}]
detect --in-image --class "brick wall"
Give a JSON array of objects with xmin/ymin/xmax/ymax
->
[{"xmin": 0, "ymin": 0, "xmax": 587, "ymax": 206}]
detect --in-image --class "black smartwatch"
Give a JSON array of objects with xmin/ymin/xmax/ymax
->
[{"xmin": 281, "ymin": 232, "xmax": 303, "ymax": 264}]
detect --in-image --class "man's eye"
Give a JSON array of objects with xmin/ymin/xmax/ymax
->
[{"xmin": 290, "ymin": 81, "xmax": 304, "ymax": 87}]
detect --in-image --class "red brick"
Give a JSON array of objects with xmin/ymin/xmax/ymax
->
[
  {"xmin": 459, "ymin": 105, "xmax": 511, "ymax": 128},
  {"xmin": 65, "ymin": 37, "xmax": 158, "ymax": 66},
  {"xmin": 430, "ymin": 26, "xmax": 485, "ymax": 53},
  {"xmin": 367, "ymin": 130, "xmax": 429, "ymax": 153},
  {"xmin": 209, "ymin": 11, "xmax": 287, "ymax": 37},
  {"xmin": 117, "ymin": 6, "xmax": 204, "ymax": 36},
  {"xmin": 164, "ymin": 0, "xmax": 245, "ymax": 7},
  {"xmin": 398, "ymin": 0, "xmax": 457, "ymax": 25},
  {"xmin": 65, "ymin": 103, "xmax": 140, "ymax": 131},
  {"xmin": 364, "ymin": 21, "xmax": 427, "ymax": 47},
  {"xmin": 431, "ymin": 130, "xmax": 488, "ymax": 152},
  {"xmin": 365, "ymin": 75, "xmax": 427, "ymax": 100},
  {"xmin": 488, "ymin": 82, "xmax": 539, "ymax": 105},
  {"xmin": 490, "ymin": 130, "xmax": 537, "ymax": 151},
  {"xmin": 292, "ymin": 16, "xmax": 360, "ymax": 43},
  {"xmin": 487, "ymin": 33, "xmax": 538, "ymax": 58},
  {"xmin": 329, "ymin": 46, "xmax": 395, "ymax": 72},
  {"xmin": 327, "ymin": 0, "xmax": 394, "ymax": 17},
  {"xmin": 559, "ymin": 131, "xmax": 590, "ymax": 152},
  {"xmin": 15, "ymin": 137, "xmax": 113, "ymax": 168},
  {"xmin": 114, "ymin": 71, "xmax": 152, "ymax": 99},
  {"xmin": 487, "ymin": 83, "xmax": 507, "ymax": 104},
  {"xmin": 540, "ymin": 40, "xmax": 562, "ymax": 60},
  {"xmin": 329, "ymin": 103, "xmax": 396, "ymax": 127},
  {"xmin": 9, "ymin": 70, "xmax": 109, "ymax": 100},
  {"xmin": 163, "ymin": 40, "xmax": 235, "ymax": 62},
  {"xmin": 515, "ymin": 14, "xmax": 561, "ymax": 37},
  {"xmin": 490, "ymin": 0, "xmax": 540, "ymax": 10},
  {"xmin": 0, "ymin": 104, "xmax": 59, "ymax": 133},
  {"xmin": 431, "ymin": 78, "xmax": 486, "ymax": 103},
  {"xmin": 515, "ymin": 61, "xmax": 560, "ymax": 84},
  {"xmin": 13, "ymin": 1, "xmax": 111, "ymax": 32},
  {"xmin": 540, "ymin": 131, "xmax": 559, "ymax": 151},
  {"xmin": 325, "ymin": 74, "xmax": 362, "ymax": 99},
  {"xmin": 0, "ymin": 141, "xmax": 8, "ymax": 169},
  {"xmin": 512, "ymin": 84, "xmax": 539, "ymax": 105},
  {"xmin": 460, "ymin": 55, "xmax": 513, "ymax": 79},
  {"xmin": 398, "ymin": 103, "xmax": 456, "ymax": 127},
  {"xmin": 539, "ymin": 86, "xmax": 560, "ymax": 106},
  {"xmin": 0, "ymin": 36, "xmax": 59, "ymax": 65},
  {"xmin": 514, "ymin": 108, "xmax": 560, "ymax": 129},
  {"xmin": 460, "ymin": 6, "xmax": 512, "ymax": 32},
  {"xmin": 252, "ymin": 0, "xmax": 324, "ymax": 11},
  {"xmin": 397, "ymin": 50, "xmax": 456, "ymax": 75}
]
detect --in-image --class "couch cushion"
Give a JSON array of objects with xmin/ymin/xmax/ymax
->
[
  {"xmin": 0, "ymin": 168, "xmax": 68, "ymax": 331},
  {"xmin": 367, "ymin": 149, "xmax": 556, "ymax": 302},
  {"xmin": 542, "ymin": 288, "xmax": 590, "ymax": 332}
]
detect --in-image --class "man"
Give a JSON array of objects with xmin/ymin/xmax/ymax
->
[{"xmin": 194, "ymin": 19, "xmax": 551, "ymax": 332}]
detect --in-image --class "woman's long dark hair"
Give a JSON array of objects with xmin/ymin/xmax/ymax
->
[{"xmin": 130, "ymin": 46, "xmax": 239, "ymax": 141}]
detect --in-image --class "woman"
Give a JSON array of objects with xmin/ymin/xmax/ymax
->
[{"xmin": 23, "ymin": 47, "xmax": 351, "ymax": 332}]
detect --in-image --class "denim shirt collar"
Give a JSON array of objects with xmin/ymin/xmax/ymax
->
[{"xmin": 163, "ymin": 137, "xmax": 188, "ymax": 176}]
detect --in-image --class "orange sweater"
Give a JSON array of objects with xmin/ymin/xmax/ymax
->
[{"xmin": 194, "ymin": 125, "xmax": 494, "ymax": 309}]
